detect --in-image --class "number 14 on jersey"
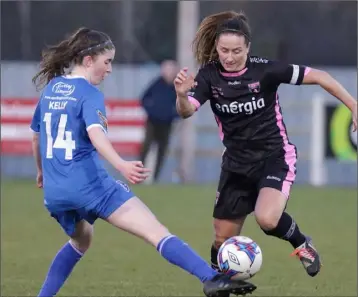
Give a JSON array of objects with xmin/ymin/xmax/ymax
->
[{"xmin": 43, "ymin": 112, "xmax": 76, "ymax": 160}]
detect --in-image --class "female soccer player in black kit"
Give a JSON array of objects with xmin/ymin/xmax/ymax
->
[{"xmin": 175, "ymin": 11, "xmax": 357, "ymax": 279}]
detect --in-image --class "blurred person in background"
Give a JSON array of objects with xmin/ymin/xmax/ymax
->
[
  {"xmin": 174, "ymin": 10, "xmax": 357, "ymax": 282},
  {"xmin": 139, "ymin": 59, "xmax": 180, "ymax": 183}
]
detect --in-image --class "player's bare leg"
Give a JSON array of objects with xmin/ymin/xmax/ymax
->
[
  {"xmin": 255, "ymin": 187, "xmax": 321, "ymax": 277},
  {"xmin": 69, "ymin": 219, "xmax": 94, "ymax": 253},
  {"xmin": 105, "ymin": 195, "xmax": 170, "ymax": 245},
  {"xmin": 105, "ymin": 196, "xmax": 257, "ymax": 296},
  {"xmin": 38, "ymin": 220, "xmax": 93, "ymax": 297},
  {"xmin": 211, "ymin": 217, "xmax": 246, "ymax": 271}
]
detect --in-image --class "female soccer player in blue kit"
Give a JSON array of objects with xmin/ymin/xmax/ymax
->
[{"xmin": 31, "ymin": 27, "xmax": 257, "ymax": 297}]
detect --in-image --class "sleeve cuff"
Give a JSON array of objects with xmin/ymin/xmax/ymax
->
[
  {"xmin": 188, "ymin": 96, "xmax": 201, "ymax": 111},
  {"xmin": 86, "ymin": 123, "xmax": 107, "ymax": 134}
]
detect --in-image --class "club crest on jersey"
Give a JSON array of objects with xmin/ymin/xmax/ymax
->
[
  {"xmin": 116, "ymin": 180, "xmax": 130, "ymax": 192},
  {"xmin": 96, "ymin": 109, "xmax": 108, "ymax": 132},
  {"xmin": 248, "ymin": 81, "xmax": 261, "ymax": 93}
]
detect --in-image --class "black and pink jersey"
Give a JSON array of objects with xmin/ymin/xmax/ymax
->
[{"xmin": 188, "ymin": 56, "xmax": 311, "ymax": 172}]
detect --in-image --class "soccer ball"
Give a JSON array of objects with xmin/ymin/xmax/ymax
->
[{"xmin": 217, "ymin": 235, "xmax": 263, "ymax": 280}]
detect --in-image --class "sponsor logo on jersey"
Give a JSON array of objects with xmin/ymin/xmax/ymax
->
[
  {"xmin": 228, "ymin": 80, "xmax": 241, "ymax": 86},
  {"xmin": 211, "ymin": 86, "xmax": 224, "ymax": 98},
  {"xmin": 52, "ymin": 82, "xmax": 75, "ymax": 96},
  {"xmin": 250, "ymin": 57, "xmax": 269, "ymax": 64},
  {"xmin": 248, "ymin": 81, "xmax": 261, "ymax": 93},
  {"xmin": 215, "ymin": 97, "xmax": 265, "ymax": 115},
  {"xmin": 96, "ymin": 109, "xmax": 108, "ymax": 131}
]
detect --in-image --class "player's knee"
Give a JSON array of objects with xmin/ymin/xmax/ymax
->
[
  {"xmin": 70, "ymin": 225, "xmax": 93, "ymax": 253},
  {"xmin": 214, "ymin": 236, "xmax": 229, "ymax": 250},
  {"xmin": 255, "ymin": 213, "xmax": 279, "ymax": 231},
  {"xmin": 69, "ymin": 235, "xmax": 92, "ymax": 253},
  {"xmin": 213, "ymin": 219, "xmax": 244, "ymax": 249}
]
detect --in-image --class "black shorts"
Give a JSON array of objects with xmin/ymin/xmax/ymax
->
[{"xmin": 213, "ymin": 152, "xmax": 297, "ymax": 220}]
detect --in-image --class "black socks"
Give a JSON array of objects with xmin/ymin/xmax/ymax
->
[
  {"xmin": 261, "ymin": 212, "xmax": 306, "ymax": 248},
  {"xmin": 210, "ymin": 245, "xmax": 220, "ymax": 271}
]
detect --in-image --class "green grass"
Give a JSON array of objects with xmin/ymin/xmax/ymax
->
[{"xmin": 1, "ymin": 179, "xmax": 357, "ymax": 296}]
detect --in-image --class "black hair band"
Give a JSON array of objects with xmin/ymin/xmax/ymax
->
[
  {"xmin": 216, "ymin": 28, "xmax": 250, "ymax": 42},
  {"xmin": 216, "ymin": 18, "xmax": 250, "ymax": 41}
]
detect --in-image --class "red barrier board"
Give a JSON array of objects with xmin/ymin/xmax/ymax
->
[{"xmin": 1, "ymin": 98, "xmax": 146, "ymax": 156}]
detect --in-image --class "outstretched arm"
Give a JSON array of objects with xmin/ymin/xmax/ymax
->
[
  {"xmin": 303, "ymin": 68, "xmax": 357, "ymax": 130},
  {"xmin": 81, "ymin": 92, "xmax": 150, "ymax": 184},
  {"xmin": 303, "ymin": 69, "xmax": 357, "ymax": 111},
  {"xmin": 266, "ymin": 60, "xmax": 357, "ymax": 130},
  {"xmin": 88, "ymin": 126, "xmax": 150, "ymax": 184},
  {"xmin": 87, "ymin": 126, "xmax": 126, "ymax": 170}
]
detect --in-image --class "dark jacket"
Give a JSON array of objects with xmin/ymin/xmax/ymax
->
[{"xmin": 140, "ymin": 77, "xmax": 179, "ymax": 124}]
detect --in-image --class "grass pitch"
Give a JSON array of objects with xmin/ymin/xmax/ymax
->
[{"xmin": 1, "ymin": 179, "xmax": 357, "ymax": 296}]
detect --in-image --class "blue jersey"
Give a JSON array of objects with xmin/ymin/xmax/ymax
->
[{"xmin": 31, "ymin": 76, "xmax": 116, "ymax": 211}]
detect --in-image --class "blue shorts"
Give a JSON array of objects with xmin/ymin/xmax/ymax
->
[{"xmin": 47, "ymin": 180, "xmax": 135, "ymax": 236}]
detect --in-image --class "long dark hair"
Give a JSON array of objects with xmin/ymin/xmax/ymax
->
[
  {"xmin": 192, "ymin": 11, "xmax": 251, "ymax": 66},
  {"xmin": 32, "ymin": 27, "xmax": 115, "ymax": 90}
]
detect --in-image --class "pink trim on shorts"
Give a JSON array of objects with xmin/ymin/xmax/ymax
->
[{"xmin": 274, "ymin": 94, "xmax": 297, "ymax": 199}]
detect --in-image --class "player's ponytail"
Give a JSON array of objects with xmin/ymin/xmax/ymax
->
[
  {"xmin": 32, "ymin": 27, "xmax": 114, "ymax": 90},
  {"xmin": 192, "ymin": 11, "xmax": 251, "ymax": 67}
]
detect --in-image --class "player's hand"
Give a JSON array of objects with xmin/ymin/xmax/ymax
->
[
  {"xmin": 351, "ymin": 102, "xmax": 357, "ymax": 132},
  {"xmin": 174, "ymin": 68, "xmax": 197, "ymax": 97},
  {"xmin": 118, "ymin": 161, "xmax": 151, "ymax": 184},
  {"xmin": 36, "ymin": 172, "xmax": 43, "ymax": 188}
]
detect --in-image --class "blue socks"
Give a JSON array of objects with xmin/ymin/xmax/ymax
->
[
  {"xmin": 38, "ymin": 242, "xmax": 83, "ymax": 297},
  {"xmin": 38, "ymin": 235, "xmax": 217, "ymax": 296},
  {"xmin": 157, "ymin": 235, "xmax": 218, "ymax": 282}
]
